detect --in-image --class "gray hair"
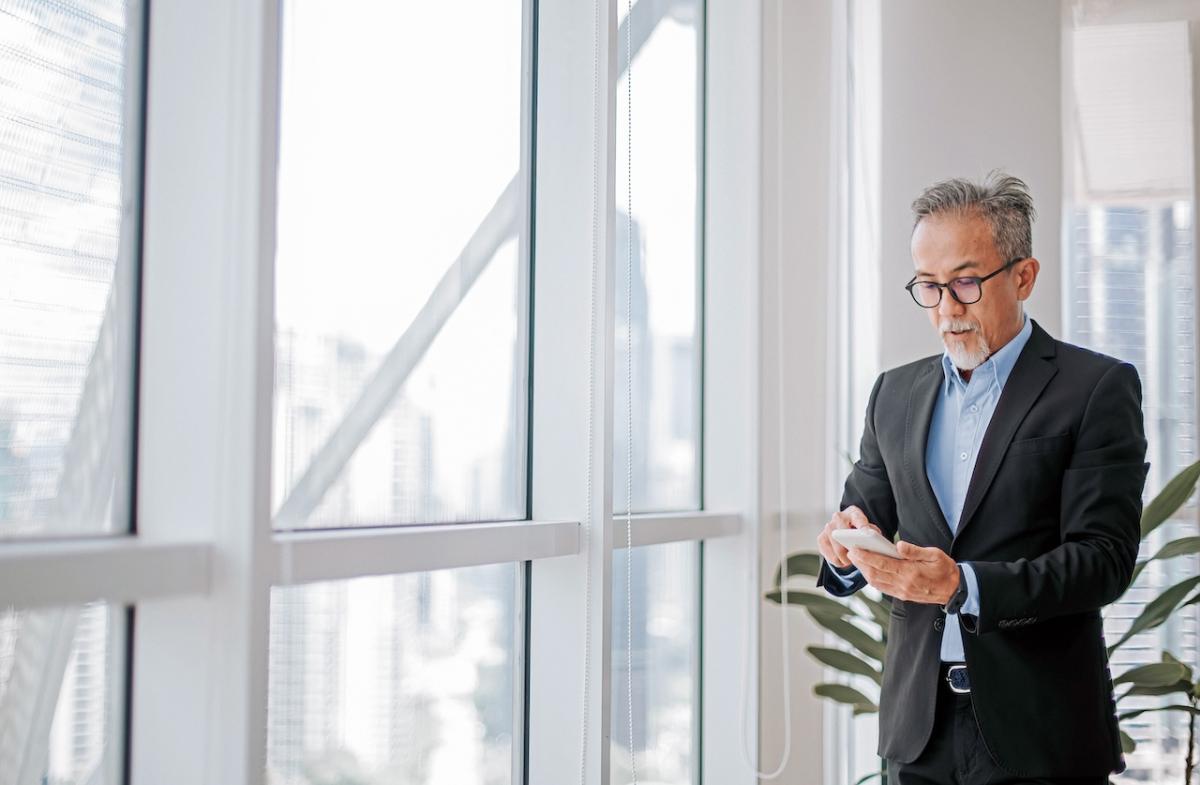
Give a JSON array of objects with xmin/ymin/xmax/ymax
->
[{"xmin": 911, "ymin": 170, "xmax": 1036, "ymax": 262}]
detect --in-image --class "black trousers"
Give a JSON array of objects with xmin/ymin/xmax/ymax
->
[{"xmin": 886, "ymin": 665, "xmax": 1109, "ymax": 785}]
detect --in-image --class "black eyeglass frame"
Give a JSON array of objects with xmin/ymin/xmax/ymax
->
[{"xmin": 904, "ymin": 257, "xmax": 1025, "ymax": 308}]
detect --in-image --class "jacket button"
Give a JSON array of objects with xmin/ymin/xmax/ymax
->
[{"xmin": 934, "ymin": 617, "xmax": 945, "ymax": 631}]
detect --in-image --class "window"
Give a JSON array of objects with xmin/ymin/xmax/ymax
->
[
  {"xmin": 0, "ymin": 1, "xmax": 755, "ymax": 783},
  {"xmin": 0, "ymin": 1, "xmax": 143, "ymax": 782},
  {"xmin": 272, "ymin": 0, "xmax": 529, "ymax": 530},
  {"xmin": 266, "ymin": 564, "xmax": 518, "ymax": 785},
  {"xmin": 0, "ymin": 0, "xmax": 141, "ymax": 539},
  {"xmin": 614, "ymin": 0, "xmax": 703, "ymax": 516},
  {"xmin": 611, "ymin": 542, "xmax": 699, "ymax": 785},
  {"xmin": 1065, "ymin": 10, "xmax": 1198, "ymax": 782},
  {"xmin": 611, "ymin": 3, "xmax": 705, "ymax": 784},
  {"xmin": 0, "ymin": 603, "xmax": 125, "ymax": 785}
]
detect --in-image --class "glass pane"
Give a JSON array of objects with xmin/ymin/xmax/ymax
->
[
  {"xmin": 272, "ymin": 0, "xmax": 529, "ymax": 530},
  {"xmin": 611, "ymin": 541, "xmax": 699, "ymax": 785},
  {"xmin": 0, "ymin": 1, "xmax": 142, "ymax": 537},
  {"xmin": 1065, "ymin": 11, "xmax": 1198, "ymax": 782},
  {"xmin": 0, "ymin": 602, "xmax": 125, "ymax": 784},
  {"xmin": 266, "ymin": 564, "xmax": 518, "ymax": 785},
  {"xmin": 614, "ymin": 0, "xmax": 703, "ymax": 514}
]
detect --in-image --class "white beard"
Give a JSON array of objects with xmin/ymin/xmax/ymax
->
[{"xmin": 940, "ymin": 317, "xmax": 992, "ymax": 371}]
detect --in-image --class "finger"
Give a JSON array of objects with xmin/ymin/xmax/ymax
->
[
  {"xmin": 831, "ymin": 510, "xmax": 853, "ymax": 530},
  {"xmin": 818, "ymin": 531, "xmax": 851, "ymax": 568},
  {"xmin": 842, "ymin": 506, "xmax": 871, "ymax": 529},
  {"xmin": 896, "ymin": 541, "xmax": 943, "ymax": 561},
  {"xmin": 848, "ymin": 547, "xmax": 902, "ymax": 574}
]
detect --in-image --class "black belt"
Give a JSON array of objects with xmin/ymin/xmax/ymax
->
[{"xmin": 940, "ymin": 662, "xmax": 970, "ymax": 694}]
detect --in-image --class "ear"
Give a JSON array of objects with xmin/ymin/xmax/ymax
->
[{"xmin": 1015, "ymin": 257, "xmax": 1039, "ymax": 300}]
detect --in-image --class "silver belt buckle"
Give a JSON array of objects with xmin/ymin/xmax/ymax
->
[{"xmin": 945, "ymin": 664, "xmax": 970, "ymax": 694}]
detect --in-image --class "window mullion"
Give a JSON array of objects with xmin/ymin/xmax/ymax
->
[{"xmin": 129, "ymin": 1, "xmax": 280, "ymax": 783}]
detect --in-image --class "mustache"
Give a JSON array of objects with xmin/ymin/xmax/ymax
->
[{"xmin": 939, "ymin": 318, "xmax": 979, "ymax": 335}]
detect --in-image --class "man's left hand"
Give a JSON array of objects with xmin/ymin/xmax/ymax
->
[{"xmin": 847, "ymin": 541, "xmax": 959, "ymax": 605}]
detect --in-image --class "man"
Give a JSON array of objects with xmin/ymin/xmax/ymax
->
[{"xmin": 815, "ymin": 172, "xmax": 1148, "ymax": 783}]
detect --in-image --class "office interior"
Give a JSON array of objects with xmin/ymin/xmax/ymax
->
[{"xmin": 0, "ymin": 0, "xmax": 1197, "ymax": 783}]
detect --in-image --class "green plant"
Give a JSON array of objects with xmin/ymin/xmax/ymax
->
[{"xmin": 767, "ymin": 458, "xmax": 1200, "ymax": 783}]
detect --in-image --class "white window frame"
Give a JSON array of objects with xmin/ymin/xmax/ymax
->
[{"xmin": 0, "ymin": 1, "xmax": 763, "ymax": 784}]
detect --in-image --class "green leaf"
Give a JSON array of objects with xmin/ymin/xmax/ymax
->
[
  {"xmin": 1113, "ymin": 662, "xmax": 1188, "ymax": 688},
  {"xmin": 1119, "ymin": 681, "xmax": 1194, "ymax": 700},
  {"xmin": 806, "ymin": 645, "xmax": 883, "ymax": 685},
  {"xmin": 1130, "ymin": 536, "xmax": 1200, "ymax": 584},
  {"xmin": 1119, "ymin": 730, "xmax": 1137, "ymax": 754},
  {"xmin": 813, "ymin": 682, "xmax": 877, "ymax": 713},
  {"xmin": 1161, "ymin": 651, "xmax": 1194, "ymax": 681},
  {"xmin": 857, "ymin": 592, "xmax": 893, "ymax": 631},
  {"xmin": 764, "ymin": 590, "xmax": 852, "ymax": 618},
  {"xmin": 1141, "ymin": 459, "xmax": 1200, "ymax": 538},
  {"xmin": 1117, "ymin": 704, "xmax": 1200, "ymax": 721},
  {"xmin": 1108, "ymin": 575, "xmax": 1200, "ymax": 654},
  {"xmin": 773, "ymin": 552, "xmax": 824, "ymax": 586},
  {"xmin": 808, "ymin": 610, "xmax": 887, "ymax": 663}
]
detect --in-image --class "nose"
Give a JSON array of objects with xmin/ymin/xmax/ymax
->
[{"xmin": 936, "ymin": 288, "xmax": 964, "ymax": 321}]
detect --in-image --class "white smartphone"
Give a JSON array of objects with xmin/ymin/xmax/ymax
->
[{"xmin": 831, "ymin": 528, "xmax": 903, "ymax": 559}]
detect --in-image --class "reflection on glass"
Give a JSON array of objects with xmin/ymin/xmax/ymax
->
[
  {"xmin": 272, "ymin": 0, "xmax": 528, "ymax": 530},
  {"xmin": 0, "ymin": 603, "xmax": 123, "ymax": 784},
  {"xmin": 0, "ymin": 1, "xmax": 140, "ymax": 537},
  {"xmin": 613, "ymin": 0, "xmax": 703, "ymax": 515},
  {"xmin": 611, "ymin": 541, "xmax": 698, "ymax": 785},
  {"xmin": 266, "ymin": 564, "xmax": 517, "ymax": 785},
  {"xmin": 1066, "ymin": 14, "xmax": 1197, "ymax": 784}
]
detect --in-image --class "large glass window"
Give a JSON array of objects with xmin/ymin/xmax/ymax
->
[
  {"xmin": 1065, "ymin": 10, "xmax": 1198, "ymax": 782},
  {"xmin": 266, "ymin": 564, "xmax": 518, "ymax": 785},
  {"xmin": 0, "ymin": 603, "xmax": 125, "ymax": 785},
  {"xmin": 613, "ymin": 0, "xmax": 704, "ymax": 516},
  {"xmin": 611, "ymin": 3, "xmax": 704, "ymax": 784},
  {"xmin": 610, "ymin": 542, "xmax": 699, "ymax": 785},
  {"xmin": 272, "ymin": 0, "xmax": 529, "ymax": 530},
  {"xmin": 0, "ymin": 0, "xmax": 141, "ymax": 538}
]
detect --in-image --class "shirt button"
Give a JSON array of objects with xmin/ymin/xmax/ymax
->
[
  {"xmin": 959, "ymin": 452, "xmax": 967, "ymax": 461},
  {"xmin": 934, "ymin": 617, "xmax": 945, "ymax": 631},
  {"xmin": 970, "ymin": 404, "xmax": 978, "ymax": 413}
]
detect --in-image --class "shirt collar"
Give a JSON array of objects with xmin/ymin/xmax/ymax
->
[{"xmin": 940, "ymin": 313, "xmax": 1032, "ymax": 395}]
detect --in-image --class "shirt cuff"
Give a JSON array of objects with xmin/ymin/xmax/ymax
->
[
  {"xmin": 829, "ymin": 562, "xmax": 861, "ymax": 587},
  {"xmin": 959, "ymin": 562, "xmax": 980, "ymax": 617}
]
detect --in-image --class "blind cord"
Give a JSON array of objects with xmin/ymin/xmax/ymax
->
[{"xmin": 622, "ymin": 0, "xmax": 639, "ymax": 779}]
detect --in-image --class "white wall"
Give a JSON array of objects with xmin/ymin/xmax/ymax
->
[{"xmin": 877, "ymin": 0, "xmax": 1063, "ymax": 369}]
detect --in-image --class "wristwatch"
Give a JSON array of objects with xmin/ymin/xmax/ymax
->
[{"xmin": 941, "ymin": 564, "xmax": 969, "ymax": 615}]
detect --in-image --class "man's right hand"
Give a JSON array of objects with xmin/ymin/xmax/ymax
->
[{"xmin": 817, "ymin": 505, "xmax": 884, "ymax": 570}]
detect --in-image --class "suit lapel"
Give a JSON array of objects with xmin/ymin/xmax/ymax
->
[
  {"xmin": 954, "ymin": 320, "xmax": 1058, "ymax": 543},
  {"xmin": 904, "ymin": 357, "xmax": 953, "ymax": 548}
]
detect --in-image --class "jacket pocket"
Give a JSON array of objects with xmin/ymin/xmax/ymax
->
[{"xmin": 1007, "ymin": 432, "xmax": 1071, "ymax": 457}]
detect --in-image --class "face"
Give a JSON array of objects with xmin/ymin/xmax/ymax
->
[{"xmin": 910, "ymin": 212, "xmax": 1039, "ymax": 370}]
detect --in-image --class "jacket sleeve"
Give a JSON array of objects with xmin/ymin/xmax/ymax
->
[
  {"xmin": 816, "ymin": 371, "xmax": 901, "ymax": 597},
  {"xmin": 966, "ymin": 361, "xmax": 1147, "ymax": 635}
]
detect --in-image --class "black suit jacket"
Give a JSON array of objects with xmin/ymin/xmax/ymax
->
[{"xmin": 816, "ymin": 319, "xmax": 1148, "ymax": 777}]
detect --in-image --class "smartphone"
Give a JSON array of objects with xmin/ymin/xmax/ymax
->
[{"xmin": 831, "ymin": 528, "xmax": 903, "ymax": 559}]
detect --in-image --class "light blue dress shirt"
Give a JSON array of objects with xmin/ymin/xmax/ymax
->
[{"xmin": 831, "ymin": 312, "xmax": 1033, "ymax": 661}]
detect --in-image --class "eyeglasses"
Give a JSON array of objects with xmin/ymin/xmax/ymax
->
[{"xmin": 904, "ymin": 258, "xmax": 1023, "ymax": 308}]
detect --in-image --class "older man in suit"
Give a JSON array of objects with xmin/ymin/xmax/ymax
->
[{"xmin": 815, "ymin": 172, "xmax": 1148, "ymax": 783}]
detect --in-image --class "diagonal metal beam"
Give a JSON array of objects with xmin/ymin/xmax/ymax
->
[
  {"xmin": 274, "ymin": 0, "xmax": 679, "ymax": 529},
  {"xmin": 274, "ymin": 177, "xmax": 522, "ymax": 528}
]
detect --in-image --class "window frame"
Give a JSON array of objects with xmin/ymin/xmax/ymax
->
[{"xmin": 0, "ymin": 1, "xmax": 763, "ymax": 784}]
